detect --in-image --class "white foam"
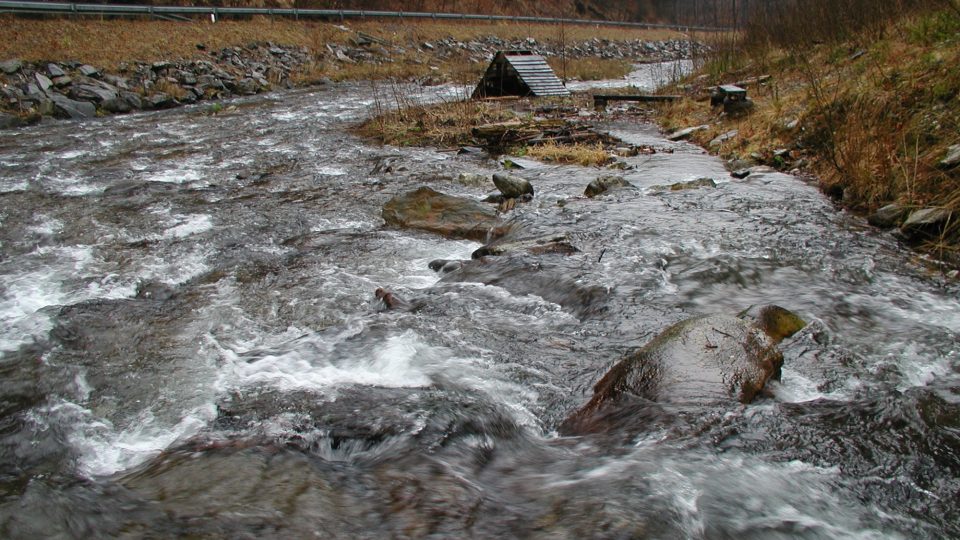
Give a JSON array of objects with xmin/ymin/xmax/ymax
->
[
  {"xmin": 214, "ymin": 329, "xmax": 439, "ymax": 392},
  {"xmin": 27, "ymin": 216, "xmax": 64, "ymax": 236},
  {"xmin": 315, "ymin": 165, "xmax": 347, "ymax": 176},
  {"xmin": 137, "ymin": 248, "xmax": 212, "ymax": 286},
  {"xmin": 0, "ymin": 178, "xmax": 28, "ymax": 193},
  {"xmin": 309, "ymin": 216, "xmax": 378, "ymax": 233},
  {"xmin": 145, "ymin": 167, "xmax": 203, "ymax": 184},
  {"xmin": 163, "ymin": 214, "xmax": 213, "ymax": 239},
  {"xmin": 272, "ymin": 111, "xmax": 300, "ymax": 121},
  {"xmin": 58, "ymin": 149, "xmax": 86, "ymax": 160},
  {"xmin": 0, "ymin": 246, "xmax": 96, "ymax": 351},
  {"xmin": 37, "ymin": 399, "xmax": 218, "ymax": 477},
  {"xmin": 887, "ymin": 342, "xmax": 954, "ymax": 391}
]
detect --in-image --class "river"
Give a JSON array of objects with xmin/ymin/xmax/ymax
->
[{"xmin": 0, "ymin": 66, "xmax": 957, "ymax": 538}]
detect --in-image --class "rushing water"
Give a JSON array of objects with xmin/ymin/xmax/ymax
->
[{"xmin": 0, "ymin": 66, "xmax": 958, "ymax": 539}]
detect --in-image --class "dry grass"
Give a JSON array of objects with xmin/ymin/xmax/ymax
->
[
  {"xmin": 0, "ymin": 16, "xmax": 681, "ymax": 71},
  {"xmin": 0, "ymin": 17, "xmax": 346, "ymax": 69},
  {"xmin": 547, "ymin": 57, "xmax": 633, "ymax": 81},
  {"xmin": 355, "ymin": 95, "xmax": 516, "ymax": 148},
  {"xmin": 656, "ymin": 6, "xmax": 960, "ymax": 253},
  {"xmin": 524, "ymin": 141, "xmax": 610, "ymax": 166}
]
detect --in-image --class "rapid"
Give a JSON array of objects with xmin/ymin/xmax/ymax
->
[{"xmin": 0, "ymin": 65, "xmax": 957, "ymax": 538}]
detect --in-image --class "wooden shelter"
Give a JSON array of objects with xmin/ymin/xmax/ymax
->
[{"xmin": 472, "ymin": 51, "xmax": 570, "ymax": 99}]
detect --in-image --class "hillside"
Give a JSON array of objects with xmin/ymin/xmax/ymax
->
[
  {"xmin": 126, "ymin": 0, "xmax": 715, "ymax": 24},
  {"xmin": 658, "ymin": 3, "xmax": 960, "ymax": 265}
]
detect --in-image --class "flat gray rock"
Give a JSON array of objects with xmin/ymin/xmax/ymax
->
[
  {"xmin": 78, "ymin": 64, "xmax": 100, "ymax": 77},
  {"xmin": 709, "ymin": 129, "xmax": 738, "ymax": 147},
  {"xmin": 939, "ymin": 145, "xmax": 960, "ymax": 170},
  {"xmin": 667, "ymin": 124, "xmax": 709, "ymax": 141},
  {"xmin": 0, "ymin": 59, "xmax": 22, "ymax": 74},
  {"xmin": 47, "ymin": 63, "xmax": 67, "ymax": 77},
  {"xmin": 50, "ymin": 94, "xmax": 96, "ymax": 119}
]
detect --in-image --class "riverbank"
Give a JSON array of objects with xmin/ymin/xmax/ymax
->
[
  {"xmin": 0, "ymin": 16, "xmax": 704, "ymax": 127},
  {"xmin": 653, "ymin": 6, "xmax": 960, "ymax": 265}
]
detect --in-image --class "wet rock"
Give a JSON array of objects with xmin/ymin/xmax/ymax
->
[
  {"xmin": 101, "ymin": 97, "xmax": 132, "ymax": 114},
  {"xmin": 584, "ymin": 175, "xmax": 633, "ymax": 198},
  {"xmin": 492, "ymin": 173, "xmax": 534, "ymax": 199},
  {"xmin": 0, "ymin": 112, "xmax": 22, "ymax": 130},
  {"xmin": 0, "ymin": 59, "xmax": 22, "ymax": 74},
  {"xmin": 35, "ymin": 99, "xmax": 54, "ymax": 116},
  {"xmin": 236, "ymin": 77, "xmax": 260, "ymax": 95},
  {"xmin": 900, "ymin": 208, "xmax": 953, "ymax": 240},
  {"xmin": 49, "ymin": 94, "xmax": 97, "ymax": 119},
  {"xmin": 196, "ymin": 74, "xmax": 226, "ymax": 92},
  {"xmin": 561, "ymin": 306, "xmax": 806, "ymax": 435},
  {"xmin": 472, "ymin": 234, "xmax": 578, "ymax": 259},
  {"xmin": 428, "ymin": 259, "xmax": 464, "ymax": 274},
  {"xmin": 709, "ymin": 130, "xmax": 738, "ymax": 148},
  {"xmin": 667, "ymin": 124, "xmax": 709, "ymax": 141},
  {"xmin": 146, "ymin": 92, "xmax": 177, "ymax": 109},
  {"xmin": 440, "ymin": 255, "xmax": 606, "ymax": 317},
  {"xmin": 382, "ymin": 186, "xmax": 509, "ymax": 242},
  {"xmin": 867, "ymin": 204, "xmax": 908, "ymax": 229},
  {"xmin": 120, "ymin": 91, "xmax": 143, "ymax": 110},
  {"xmin": 939, "ymin": 145, "xmax": 960, "ymax": 170},
  {"xmin": 78, "ymin": 64, "xmax": 100, "ymax": 77},
  {"xmin": 375, "ymin": 287, "xmax": 412, "ymax": 310},
  {"xmin": 652, "ymin": 177, "xmax": 717, "ymax": 192}
]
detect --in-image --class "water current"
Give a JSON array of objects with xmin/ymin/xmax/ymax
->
[{"xmin": 0, "ymin": 64, "xmax": 957, "ymax": 538}]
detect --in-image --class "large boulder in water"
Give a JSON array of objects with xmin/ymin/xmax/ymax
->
[
  {"xmin": 560, "ymin": 305, "xmax": 805, "ymax": 435},
  {"xmin": 584, "ymin": 175, "xmax": 633, "ymax": 198},
  {"xmin": 382, "ymin": 186, "xmax": 509, "ymax": 241},
  {"xmin": 492, "ymin": 173, "xmax": 534, "ymax": 199}
]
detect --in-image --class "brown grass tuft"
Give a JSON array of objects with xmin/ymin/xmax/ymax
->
[
  {"xmin": 524, "ymin": 141, "xmax": 610, "ymax": 166},
  {"xmin": 355, "ymin": 93, "xmax": 516, "ymax": 148}
]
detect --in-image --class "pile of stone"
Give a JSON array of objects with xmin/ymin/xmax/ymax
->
[
  {"xmin": 415, "ymin": 36, "xmax": 708, "ymax": 65},
  {"xmin": 0, "ymin": 41, "xmax": 316, "ymax": 128}
]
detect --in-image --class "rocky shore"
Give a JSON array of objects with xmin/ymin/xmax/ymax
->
[{"xmin": 0, "ymin": 33, "xmax": 706, "ymax": 129}]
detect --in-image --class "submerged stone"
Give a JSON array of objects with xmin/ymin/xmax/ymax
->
[{"xmin": 651, "ymin": 177, "xmax": 717, "ymax": 192}]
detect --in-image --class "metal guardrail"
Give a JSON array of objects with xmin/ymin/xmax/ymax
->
[{"xmin": 0, "ymin": 1, "xmax": 730, "ymax": 32}]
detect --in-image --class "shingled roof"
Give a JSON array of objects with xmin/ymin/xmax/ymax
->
[{"xmin": 472, "ymin": 50, "xmax": 571, "ymax": 99}]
